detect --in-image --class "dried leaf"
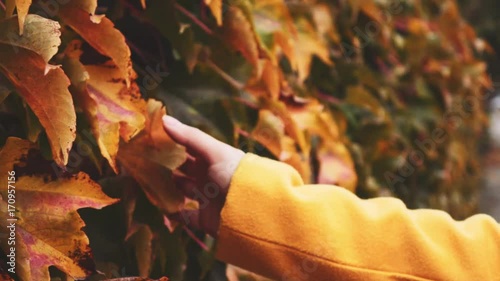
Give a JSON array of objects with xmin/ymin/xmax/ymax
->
[
  {"xmin": 60, "ymin": 7, "xmax": 133, "ymax": 86},
  {"xmin": 251, "ymin": 109, "xmax": 295, "ymax": 159},
  {"xmin": 317, "ymin": 142, "xmax": 357, "ymax": 192},
  {"xmin": 5, "ymin": 0, "xmax": 31, "ymax": 35},
  {"xmin": 118, "ymin": 99, "xmax": 187, "ymax": 214},
  {"xmin": 0, "ymin": 138, "xmax": 119, "ymax": 281},
  {"xmin": 294, "ymin": 18, "xmax": 332, "ymax": 82},
  {"xmin": 221, "ymin": 5, "xmax": 261, "ymax": 67},
  {"xmin": 126, "ymin": 224, "xmax": 153, "ymax": 278},
  {"xmin": 0, "ymin": 15, "xmax": 61, "ymax": 63},
  {"xmin": 205, "ymin": 0, "xmax": 223, "ymax": 26},
  {"xmin": 0, "ymin": 46, "xmax": 76, "ymax": 167},
  {"xmin": 63, "ymin": 41, "xmax": 146, "ymax": 172},
  {"xmin": 345, "ymin": 85, "xmax": 386, "ymax": 121}
]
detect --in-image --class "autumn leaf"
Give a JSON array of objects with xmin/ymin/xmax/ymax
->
[
  {"xmin": 118, "ymin": 99, "xmax": 187, "ymax": 214},
  {"xmin": 246, "ymin": 59, "xmax": 282, "ymax": 100},
  {"xmin": 60, "ymin": 6, "xmax": 133, "ymax": 86},
  {"xmin": 345, "ymin": 85, "xmax": 387, "ymax": 121},
  {"xmin": 205, "ymin": 0, "xmax": 223, "ymax": 26},
  {"xmin": 252, "ymin": 0, "xmax": 297, "ymax": 63},
  {"xmin": 0, "ymin": 138, "xmax": 119, "ymax": 281},
  {"xmin": 294, "ymin": 18, "xmax": 332, "ymax": 82},
  {"xmin": 5, "ymin": 0, "xmax": 31, "ymax": 34},
  {"xmin": 251, "ymin": 109, "xmax": 295, "ymax": 159},
  {"xmin": 0, "ymin": 15, "xmax": 61, "ymax": 63},
  {"xmin": 220, "ymin": 5, "xmax": 262, "ymax": 67},
  {"xmin": 126, "ymin": 224, "xmax": 153, "ymax": 278},
  {"xmin": 0, "ymin": 45, "xmax": 76, "ymax": 167},
  {"xmin": 63, "ymin": 40, "xmax": 146, "ymax": 172},
  {"xmin": 317, "ymin": 142, "xmax": 357, "ymax": 192}
]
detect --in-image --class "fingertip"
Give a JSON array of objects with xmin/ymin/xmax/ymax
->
[
  {"xmin": 162, "ymin": 115, "xmax": 182, "ymax": 129},
  {"xmin": 162, "ymin": 115, "xmax": 184, "ymax": 142}
]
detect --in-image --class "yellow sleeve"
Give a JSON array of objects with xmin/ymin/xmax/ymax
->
[{"xmin": 215, "ymin": 154, "xmax": 500, "ymax": 281}]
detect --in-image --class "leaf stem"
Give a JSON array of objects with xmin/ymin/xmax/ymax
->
[
  {"xmin": 174, "ymin": 2, "xmax": 213, "ymax": 35},
  {"xmin": 0, "ymin": 0, "xmax": 6, "ymax": 11},
  {"xmin": 205, "ymin": 59, "xmax": 245, "ymax": 90},
  {"xmin": 183, "ymin": 225, "xmax": 209, "ymax": 251}
]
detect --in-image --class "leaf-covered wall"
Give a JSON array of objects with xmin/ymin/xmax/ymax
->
[{"xmin": 0, "ymin": 0, "xmax": 491, "ymax": 280}]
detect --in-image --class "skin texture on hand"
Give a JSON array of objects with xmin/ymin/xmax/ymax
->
[{"xmin": 162, "ymin": 115, "xmax": 245, "ymax": 237}]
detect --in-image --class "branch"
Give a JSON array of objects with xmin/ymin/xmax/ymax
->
[
  {"xmin": 205, "ymin": 59, "xmax": 245, "ymax": 90},
  {"xmin": 174, "ymin": 2, "xmax": 213, "ymax": 35},
  {"xmin": 0, "ymin": 0, "xmax": 6, "ymax": 11}
]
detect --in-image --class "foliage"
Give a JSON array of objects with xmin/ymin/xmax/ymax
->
[{"xmin": 0, "ymin": 0, "xmax": 491, "ymax": 280}]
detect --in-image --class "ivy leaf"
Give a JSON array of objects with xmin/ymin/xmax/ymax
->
[
  {"xmin": 146, "ymin": 0, "xmax": 201, "ymax": 73},
  {"xmin": 345, "ymin": 85, "xmax": 387, "ymax": 121},
  {"xmin": 5, "ymin": 0, "xmax": 32, "ymax": 35},
  {"xmin": 205, "ymin": 0, "xmax": 223, "ymax": 26},
  {"xmin": 126, "ymin": 224, "xmax": 153, "ymax": 278},
  {"xmin": 317, "ymin": 142, "xmax": 358, "ymax": 192},
  {"xmin": 60, "ymin": 6, "xmax": 133, "ymax": 87},
  {"xmin": 0, "ymin": 138, "xmax": 119, "ymax": 281},
  {"xmin": 0, "ymin": 45, "xmax": 76, "ymax": 167},
  {"xmin": 220, "ymin": 5, "xmax": 262, "ymax": 67},
  {"xmin": 294, "ymin": 18, "xmax": 332, "ymax": 82},
  {"xmin": 250, "ymin": 109, "xmax": 311, "ymax": 180},
  {"xmin": 63, "ymin": 40, "xmax": 146, "ymax": 172},
  {"xmin": 0, "ymin": 15, "xmax": 61, "ymax": 63},
  {"xmin": 251, "ymin": 109, "xmax": 295, "ymax": 159},
  {"xmin": 118, "ymin": 99, "xmax": 187, "ymax": 214}
]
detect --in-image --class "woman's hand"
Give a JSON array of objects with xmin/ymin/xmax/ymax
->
[{"xmin": 162, "ymin": 116, "xmax": 245, "ymax": 237}]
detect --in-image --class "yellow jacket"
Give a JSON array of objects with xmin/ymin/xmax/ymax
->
[{"xmin": 216, "ymin": 154, "xmax": 500, "ymax": 281}]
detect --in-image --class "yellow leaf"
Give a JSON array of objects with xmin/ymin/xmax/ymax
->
[
  {"xmin": 60, "ymin": 7, "xmax": 133, "ymax": 87},
  {"xmin": 205, "ymin": 0, "xmax": 223, "ymax": 26},
  {"xmin": 359, "ymin": 0, "xmax": 383, "ymax": 23},
  {"xmin": 317, "ymin": 142, "xmax": 357, "ymax": 192},
  {"xmin": 345, "ymin": 85, "xmax": 386, "ymax": 121},
  {"xmin": 221, "ymin": 5, "xmax": 261, "ymax": 67},
  {"xmin": 0, "ymin": 15, "xmax": 61, "ymax": 64},
  {"xmin": 5, "ymin": 0, "xmax": 31, "ymax": 35},
  {"xmin": 251, "ymin": 109, "xmax": 295, "ymax": 159},
  {"xmin": 63, "ymin": 40, "xmax": 146, "ymax": 172},
  {"xmin": 0, "ymin": 46, "xmax": 76, "ymax": 167},
  {"xmin": 294, "ymin": 18, "xmax": 332, "ymax": 82},
  {"xmin": 0, "ymin": 138, "xmax": 118, "ymax": 281},
  {"xmin": 246, "ymin": 59, "xmax": 282, "ymax": 100},
  {"xmin": 126, "ymin": 224, "xmax": 153, "ymax": 278},
  {"xmin": 117, "ymin": 99, "xmax": 187, "ymax": 214}
]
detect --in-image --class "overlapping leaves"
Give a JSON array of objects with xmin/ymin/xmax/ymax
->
[{"xmin": 0, "ymin": 0, "xmax": 490, "ymax": 280}]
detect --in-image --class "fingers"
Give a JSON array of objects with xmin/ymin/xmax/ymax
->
[{"xmin": 162, "ymin": 116, "xmax": 224, "ymax": 163}]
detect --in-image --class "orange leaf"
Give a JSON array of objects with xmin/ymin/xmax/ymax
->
[
  {"xmin": 63, "ymin": 40, "xmax": 146, "ymax": 172},
  {"xmin": 118, "ymin": 99, "xmax": 187, "ymax": 214},
  {"xmin": 4, "ymin": 0, "xmax": 32, "ymax": 35},
  {"xmin": 60, "ymin": 7, "xmax": 133, "ymax": 87},
  {"xmin": 294, "ymin": 18, "xmax": 332, "ymax": 82},
  {"xmin": 221, "ymin": 5, "xmax": 261, "ymax": 67},
  {"xmin": 0, "ymin": 46, "xmax": 76, "ymax": 167},
  {"xmin": 0, "ymin": 15, "xmax": 60, "ymax": 63},
  {"xmin": 0, "ymin": 138, "xmax": 118, "ymax": 281},
  {"xmin": 251, "ymin": 109, "xmax": 295, "ymax": 159},
  {"xmin": 317, "ymin": 142, "xmax": 357, "ymax": 191},
  {"xmin": 205, "ymin": 0, "xmax": 223, "ymax": 26},
  {"xmin": 126, "ymin": 224, "xmax": 153, "ymax": 278}
]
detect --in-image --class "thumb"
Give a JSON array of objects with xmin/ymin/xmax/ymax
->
[{"xmin": 162, "ymin": 115, "xmax": 222, "ymax": 162}]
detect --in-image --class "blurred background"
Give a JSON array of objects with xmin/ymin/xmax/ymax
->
[
  {"xmin": 3, "ymin": 0, "xmax": 500, "ymax": 280},
  {"xmin": 458, "ymin": 0, "xmax": 500, "ymax": 220}
]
